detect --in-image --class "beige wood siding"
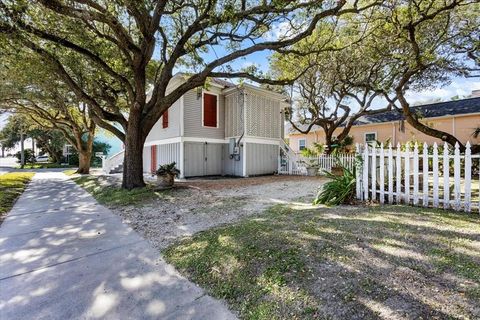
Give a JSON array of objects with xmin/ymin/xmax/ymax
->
[
  {"xmin": 145, "ymin": 99, "xmax": 181, "ymax": 142},
  {"xmin": 142, "ymin": 142, "xmax": 181, "ymax": 173},
  {"xmin": 183, "ymin": 90, "xmax": 225, "ymax": 139},
  {"xmin": 245, "ymin": 143, "xmax": 278, "ymax": 176}
]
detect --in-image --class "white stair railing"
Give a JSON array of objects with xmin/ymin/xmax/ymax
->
[
  {"xmin": 278, "ymin": 139, "xmax": 356, "ymax": 176},
  {"xmin": 103, "ymin": 150, "xmax": 125, "ymax": 173}
]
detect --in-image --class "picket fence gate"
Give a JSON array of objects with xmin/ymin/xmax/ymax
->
[{"xmin": 356, "ymin": 142, "xmax": 480, "ymax": 213}]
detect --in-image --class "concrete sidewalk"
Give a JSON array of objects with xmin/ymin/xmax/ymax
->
[{"xmin": 0, "ymin": 172, "xmax": 235, "ymax": 320}]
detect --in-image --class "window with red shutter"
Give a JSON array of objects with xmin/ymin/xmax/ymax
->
[
  {"xmin": 203, "ymin": 93, "xmax": 217, "ymax": 127},
  {"xmin": 162, "ymin": 110, "xmax": 168, "ymax": 128}
]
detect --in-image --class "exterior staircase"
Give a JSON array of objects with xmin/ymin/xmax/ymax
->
[
  {"xmin": 109, "ymin": 163, "xmax": 123, "ymax": 173},
  {"xmin": 102, "ymin": 150, "xmax": 125, "ymax": 174},
  {"xmin": 278, "ymin": 140, "xmax": 305, "ymax": 175}
]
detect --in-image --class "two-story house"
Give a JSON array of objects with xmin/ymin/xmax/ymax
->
[{"xmin": 135, "ymin": 75, "xmax": 288, "ymax": 178}]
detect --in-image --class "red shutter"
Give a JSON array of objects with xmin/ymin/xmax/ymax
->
[
  {"xmin": 162, "ymin": 110, "xmax": 169, "ymax": 128},
  {"xmin": 203, "ymin": 93, "xmax": 217, "ymax": 127},
  {"xmin": 150, "ymin": 145, "xmax": 157, "ymax": 173}
]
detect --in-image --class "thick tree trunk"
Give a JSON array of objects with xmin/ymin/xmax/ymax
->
[
  {"xmin": 122, "ymin": 111, "xmax": 146, "ymax": 189},
  {"xmin": 323, "ymin": 127, "xmax": 334, "ymax": 154},
  {"xmin": 76, "ymin": 151, "xmax": 91, "ymax": 174}
]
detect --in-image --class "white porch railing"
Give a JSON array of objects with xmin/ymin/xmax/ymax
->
[
  {"xmin": 278, "ymin": 140, "xmax": 356, "ymax": 175},
  {"xmin": 357, "ymin": 142, "xmax": 480, "ymax": 213},
  {"xmin": 102, "ymin": 150, "xmax": 125, "ymax": 174}
]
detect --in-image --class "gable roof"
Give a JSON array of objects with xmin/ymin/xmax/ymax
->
[{"xmin": 353, "ymin": 97, "xmax": 480, "ymax": 125}]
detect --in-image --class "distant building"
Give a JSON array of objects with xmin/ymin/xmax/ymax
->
[{"xmin": 288, "ymin": 96, "xmax": 480, "ymax": 152}]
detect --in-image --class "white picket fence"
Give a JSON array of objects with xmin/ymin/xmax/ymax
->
[
  {"xmin": 356, "ymin": 142, "xmax": 480, "ymax": 213},
  {"xmin": 278, "ymin": 152, "xmax": 356, "ymax": 175}
]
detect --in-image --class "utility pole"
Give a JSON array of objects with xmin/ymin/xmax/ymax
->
[{"xmin": 20, "ymin": 132, "xmax": 25, "ymax": 168}]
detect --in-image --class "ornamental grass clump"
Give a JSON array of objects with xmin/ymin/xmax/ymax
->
[{"xmin": 313, "ymin": 165, "xmax": 356, "ymax": 206}]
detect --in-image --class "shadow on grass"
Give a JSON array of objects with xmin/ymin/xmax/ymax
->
[{"xmin": 164, "ymin": 204, "xmax": 480, "ymax": 320}]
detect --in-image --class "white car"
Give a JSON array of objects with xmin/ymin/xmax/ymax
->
[{"xmin": 35, "ymin": 155, "xmax": 49, "ymax": 163}]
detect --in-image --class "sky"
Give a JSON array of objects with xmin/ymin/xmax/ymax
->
[{"xmin": 221, "ymin": 49, "xmax": 480, "ymax": 107}]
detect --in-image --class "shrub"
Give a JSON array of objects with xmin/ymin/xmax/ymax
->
[
  {"xmin": 313, "ymin": 165, "xmax": 356, "ymax": 206},
  {"xmin": 14, "ymin": 149, "xmax": 36, "ymax": 163}
]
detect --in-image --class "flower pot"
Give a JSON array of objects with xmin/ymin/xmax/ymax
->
[
  {"xmin": 331, "ymin": 166, "xmax": 344, "ymax": 176},
  {"xmin": 306, "ymin": 167, "xmax": 318, "ymax": 176},
  {"xmin": 156, "ymin": 173, "xmax": 174, "ymax": 188}
]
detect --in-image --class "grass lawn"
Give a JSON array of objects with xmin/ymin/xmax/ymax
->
[
  {"xmin": 0, "ymin": 172, "xmax": 35, "ymax": 218},
  {"xmin": 165, "ymin": 204, "xmax": 480, "ymax": 319},
  {"xmin": 17, "ymin": 163, "xmax": 75, "ymax": 169},
  {"xmin": 63, "ymin": 169, "xmax": 78, "ymax": 176},
  {"xmin": 73, "ymin": 175, "xmax": 168, "ymax": 206}
]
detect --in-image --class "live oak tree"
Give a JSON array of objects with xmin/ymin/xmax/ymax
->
[
  {"xmin": 0, "ymin": 114, "xmax": 66, "ymax": 163},
  {"xmin": 275, "ymin": 0, "xmax": 479, "ymax": 153},
  {"xmin": 356, "ymin": 0, "xmax": 480, "ymax": 153},
  {"xmin": 0, "ymin": 51, "xmax": 97, "ymax": 173},
  {"xmin": 0, "ymin": 0, "xmax": 381, "ymax": 189},
  {"xmin": 270, "ymin": 17, "xmax": 394, "ymax": 153}
]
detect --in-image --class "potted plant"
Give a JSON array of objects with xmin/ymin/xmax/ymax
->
[
  {"xmin": 302, "ymin": 158, "xmax": 320, "ymax": 176},
  {"xmin": 154, "ymin": 162, "xmax": 180, "ymax": 188}
]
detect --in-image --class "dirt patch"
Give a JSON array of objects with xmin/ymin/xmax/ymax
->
[
  {"xmin": 177, "ymin": 175, "xmax": 324, "ymax": 190},
  {"xmin": 99, "ymin": 175, "xmax": 325, "ymax": 250}
]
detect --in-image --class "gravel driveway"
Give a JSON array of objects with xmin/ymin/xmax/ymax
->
[{"xmin": 106, "ymin": 175, "xmax": 326, "ymax": 250}]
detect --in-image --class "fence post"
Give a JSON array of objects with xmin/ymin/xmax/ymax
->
[
  {"xmin": 371, "ymin": 144, "xmax": 377, "ymax": 201},
  {"xmin": 388, "ymin": 144, "xmax": 393, "ymax": 204},
  {"xmin": 396, "ymin": 143, "xmax": 401, "ymax": 204},
  {"xmin": 433, "ymin": 143, "xmax": 439, "ymax": 208},
  {"xmin": 453, "ymin": 142, "xmax": 461, "ymax": 211},
  {"xmin": 422, "ymin": 143, "xmax": 429, "ymax": 206},
  {"xmin": 404, "ymin": 143, "xmax": 410, "ymax": 205},
  {"xmin": 379, "ymin": 143, "xmax": 385, "ymax": 204},
  {"xmin": 363, "ymin": 144, "xmax": 369, "ymax": 201},
  {"xmin": 413, "ymin": 142, "xmax": 419, "ymax": 206},
  {"xmin": 355, "ymin": 144, "xmax": 362, "ymax": 200},
  {"xmin": 443, "ymin": 143, "xmax": 450, "ymax": 210},
  {"xmin": 464, "ymin": 142, "xmax": 472, "ymax": 212}
]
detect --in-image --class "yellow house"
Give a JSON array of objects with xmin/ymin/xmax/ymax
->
[{"xmin": 288, "ymin": 96, "xmax": 480, "ymax": 152}]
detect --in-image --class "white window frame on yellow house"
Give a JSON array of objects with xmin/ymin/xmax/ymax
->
[
  {"xmin": 298, "ymin": 139, "xmax": 306, "ymax": 151},
  {"xmin": 364, "ymin": 132, "xmax": 377, "ymax": 143}
]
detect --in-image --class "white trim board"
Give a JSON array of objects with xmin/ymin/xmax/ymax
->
[
  {"xmin": 145, "ymin": 136, "xmax": 282, "ymax": 147},
  {"xmin": 180, "ymin": 95, "xmax": 184, "ymax": 136},
  {"xmin": 243, "ymin": 137, "xmax": 281, "ymax": 145},
  {"xmin": 242, "ymin": 141, "xmax": 247, "ymax": 177},
  {"xmin": 144, "ymin": 137, "xmax": 181, "ymax": 146}
]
